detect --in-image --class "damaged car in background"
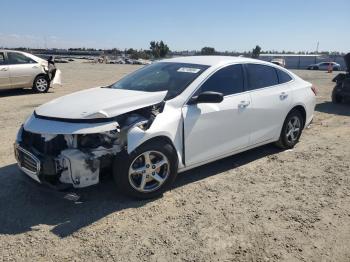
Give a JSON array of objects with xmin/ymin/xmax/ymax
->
[
  {"xmin": 15, "ymin": 56, "xmax": 316, "ymax": 199},
  {"xmin": 0, "ymin": 50, "xmax": 61, "ymax": 93}
]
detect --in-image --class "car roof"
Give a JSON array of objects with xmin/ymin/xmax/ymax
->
[
  {"xmin": 0, "ymin": 49, "xmax": 25, "ymax": 53},
  {"xmin": 161, "ymin": 55, "xmax": 262, "ymax": 66}
]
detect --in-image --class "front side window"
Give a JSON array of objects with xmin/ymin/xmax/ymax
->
[
  {"xmin": 276, "ymin": 68, "xmax": 293, "ymax": 84},
  {"xmin": 0, "ymin": 52, "xmax": 5, "ymax": 65},
  {"xmin": 7, "ymin": 52, "xmax": 36, "ymax": 65},
  {"xmin": 197, "ymin": 64, "xmax": 244, "ymax": 96},
  {"xmin": 111, "ymin": 62, "xmax": 209, "ymax": 100},
  {"xmin": 246, "ymin": 64, "xmax": 279, "ymax": 90}
]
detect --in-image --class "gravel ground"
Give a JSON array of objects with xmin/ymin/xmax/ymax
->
[{"xmin": 0, "ymin": 61, "xmax": 349, "ymax": 262}]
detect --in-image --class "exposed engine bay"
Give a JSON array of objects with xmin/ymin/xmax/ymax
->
[{"xmin": 15, "ymin": 102, "xmax": 165, "ymax": 189}]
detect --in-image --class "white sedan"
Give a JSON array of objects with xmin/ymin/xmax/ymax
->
[{"xmin": 15, "ymin": 56, "xmax": 316, "ymax": 199}]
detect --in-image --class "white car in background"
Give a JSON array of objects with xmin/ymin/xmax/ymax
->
[
  {"xmin": 270, "ymin": 58, "xmax": 286, "ymax": 67},
  {"xmin": 307, "ymin": 61, "xmax": 341, "ymax": 71},
  {"xmin": 0, "ymin": 50, "xmax": 52, "ymax": 93},
  {"xmin": 15, "ymin": 56, "xmax": 316, "ymax": 199}
]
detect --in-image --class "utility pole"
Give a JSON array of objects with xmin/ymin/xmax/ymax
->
[{"xmin": 315, "ymin": 41, "xmax": 319, "ymax": 63}]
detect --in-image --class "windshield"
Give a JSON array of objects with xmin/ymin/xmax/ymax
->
[{"xmin": 111, "ymin": 62, "xmax": 209, "ymax": 100}]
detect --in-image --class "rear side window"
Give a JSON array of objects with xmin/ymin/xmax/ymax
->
[
  {"xmin": 0, "ymin": 52, "xmax": 6, "ymax": 65},
  {"xmin": 276, "ymin": 68, "xmax": 293, "ymax": 84},
  {"xmin": 199, "ymin": 64, "xmax": 244, "ymax": 96},
  {"xmin": 7, "ymin": 52, "xmax": 36, "ymax": 65},
  {"xmin": 246, "ymin": 64, "xmax": 279, "ymax": 90}
]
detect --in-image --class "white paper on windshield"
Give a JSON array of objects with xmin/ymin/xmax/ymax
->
[{"xmin": 177, "ymin": 67, "xmax": 201, "ymax": 73}]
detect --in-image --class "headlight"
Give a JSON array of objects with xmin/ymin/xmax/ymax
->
[
  {"xmin": 136, "ymin": 120, "xmax": 149, "ymax": 130},
  {"xmin": 78, "ymin": 131, "xmax": 119, "ymax": 149}
]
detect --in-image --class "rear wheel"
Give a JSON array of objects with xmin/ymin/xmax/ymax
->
[
  {"xmin": 113, "ymin": 140, "xmax": 178, "ymax": 199},
  {"xmin": 275, "ymin": 110, "xmax": 304, "ymax": 149},
  {"xmin": 33, "ymin": 75, "xmax": 50, "ymax": 93}
]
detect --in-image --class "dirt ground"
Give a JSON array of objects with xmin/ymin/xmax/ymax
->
[{"xmin": 0, "ymin": 61, "xmax": 349, "ymax": 262}]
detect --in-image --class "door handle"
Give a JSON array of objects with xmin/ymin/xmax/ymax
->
[
  {"xmin": 280, "ymin": 92, "xmax": 288, "ymax": 100},
  {"xmin": 238, "ymin": 101, "xmax": 250, "ymax": 108},
  {"xmin": 32, "ymin": 66, "xmax": 39, "ymax": 69},
  {"xmin": 0, "ymin": 67, "xmax": 8, "ymax": 71}
]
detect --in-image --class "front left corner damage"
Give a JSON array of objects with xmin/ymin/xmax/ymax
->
[{"xmin": 19, "ymin": 102, "xmax": 167, "ymax": 188}]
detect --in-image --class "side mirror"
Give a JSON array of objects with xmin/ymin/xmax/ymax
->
[{"xmin": 188, "ymin": 91, "xmax": 224, "ymax": 104}]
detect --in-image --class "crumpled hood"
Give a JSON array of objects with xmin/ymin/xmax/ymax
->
[{"xmin": 35, "ymin": 87, "xmax": 167, "ymax": 120}]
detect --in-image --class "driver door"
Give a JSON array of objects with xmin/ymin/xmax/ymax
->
[{"xmin": 182, "ymin": 64, "xmax": 251, "ymax": 166}]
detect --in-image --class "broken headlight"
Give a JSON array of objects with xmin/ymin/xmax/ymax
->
[{"xmin": 78, "ymin": 131, "xmax": 119, "ymax": 149}]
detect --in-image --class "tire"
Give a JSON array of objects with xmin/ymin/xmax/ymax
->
[
  {"xmin": 313, "ymin": 66, "xmax": 319, "ymax": 70},
  {"xmin": 332, "ymin": 89, "xmax": 343, "ymax": 104},
  {"xmin": 275, "ymin": 110, "xmax": 304, "ymax": 149},
  {"xmin": 33, "ymin": 75, "xmax": 50, "ymax": 93},
  {"xmin": 113, "ymin": 140, "xmax": 178, "ymax": 199}
]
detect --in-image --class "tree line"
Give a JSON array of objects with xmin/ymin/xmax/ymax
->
[{"xmin": 7, "ymin": 43, "xmax": 345, "ymax": 59}]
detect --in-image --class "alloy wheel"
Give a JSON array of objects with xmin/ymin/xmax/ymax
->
[
  {"xmin": 128, "ymin": 150, "xmax": 170, "ymax": 193},
  {"xmin": 285, "ymin": 116, "xmax": 301, "ymax": 143},
  {"xmin": 36, "ymin": 78, "xmax": 48, "ymax": 92}
]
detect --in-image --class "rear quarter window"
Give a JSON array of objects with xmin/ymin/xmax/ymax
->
[
  {"xmin": 276, "ymin": 68, "xmax": 293, "ymax": 84},
  {"xmin": 246, "ymin": 64, "xmax": 279, "ymax": 90}
]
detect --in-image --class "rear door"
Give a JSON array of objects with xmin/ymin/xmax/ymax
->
[
  {"xmin": 7, "ymin": 52, "xmax": 40, "ymax": 88},
  {"xmin": 319, "ymin": 62, "xmax": 329, "ymax": 70},
  {"xmin": 183, "ymin": 64, "xmax": 251, "ymax": 166},
  {"xmin": 0, "ymin": 52, "xmax": 10, "ymax": 89},
  {"xmin": 245, "ymin": 64, "xmax": 293, "ymax": 144}
]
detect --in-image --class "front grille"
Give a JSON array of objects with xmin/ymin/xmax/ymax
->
[
  {"xmin": 22, "ymin": 130, "xmax": 67, "ymax": 155},
  {"xmin": 15, "ymin": 145, "xmax": 40, "ymax": 175},
  {"xmin": 22, "ymin": 152, "xmax": 38, "ymax": 172}
]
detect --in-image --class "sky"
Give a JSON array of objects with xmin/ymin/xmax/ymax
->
[{"xmin": 0, "ymin": 0, "xmax": 349, "ymax": 52}]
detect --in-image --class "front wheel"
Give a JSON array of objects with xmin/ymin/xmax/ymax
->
[
  {"xmin": 33, "ymin": 75, "xmax": 50, "ymax": 93},
  {"xmin": 275, "ymin": 110, "xmax": 304, "ymax": 149},
  {"xmin": 113, "ymin": 140, "xmax": 178, "ymax": 199}
]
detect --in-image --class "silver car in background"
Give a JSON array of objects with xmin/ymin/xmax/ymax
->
[
  {"xmin": 307, "ymin": 61, "xmax": 341, "ymax": 71},
  {"xmin": 0, "ymin": 50, "xmax": 53, "ymax": 93}
]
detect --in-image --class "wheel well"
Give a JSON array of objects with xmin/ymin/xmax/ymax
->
[
  {"xmin": 290, "ymin": 105, "xmax": 306, "ymax": 127},
  {"xmin": 142, "ymin": 136, "xmax": 176, "ymax": 150},
  {"xmin": 34, "ymin": 73, "xmax": 49, "ymax": 82},
  {"xmin": 136, "ymin": 135, "xmax": 179, "ymax": 162}
]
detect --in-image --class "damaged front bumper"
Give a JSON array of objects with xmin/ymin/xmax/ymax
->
[
  {"xmin": 15, "ymin": 98, "xmax": 165, "ymax": 190},
  {"xmin": 14, "ymin": 141, "xmax": 108, "ymax": 189},
  {"xmin": 14, "ymin": 126, "xmax": 123, "ymax": 190}
]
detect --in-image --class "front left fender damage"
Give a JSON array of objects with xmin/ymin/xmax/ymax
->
[{"xmin": 19, "ymin": 102, "xmax": 165, "ymax": 188}]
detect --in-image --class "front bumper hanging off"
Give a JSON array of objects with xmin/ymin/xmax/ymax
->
[{"xmin": 14, "ymin": 141, "xmax": 105, "ymax": 190}]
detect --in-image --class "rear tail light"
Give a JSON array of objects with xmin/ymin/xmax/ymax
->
[{"xmin": 311, "ymin": 85, "xmax": 317, "ymax": 96}]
